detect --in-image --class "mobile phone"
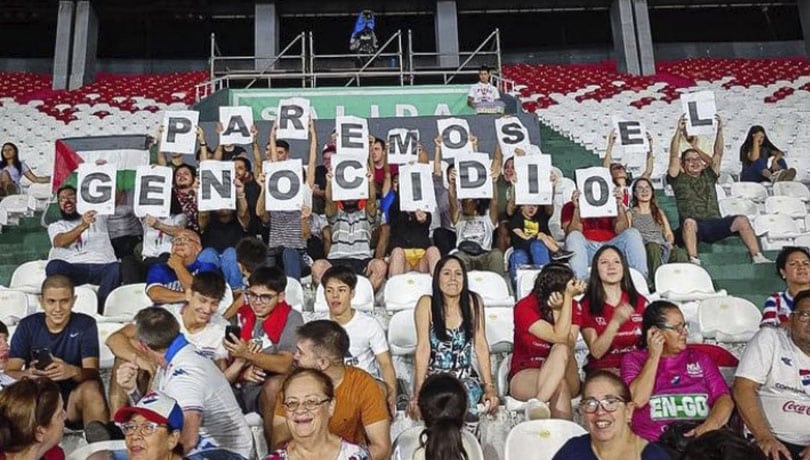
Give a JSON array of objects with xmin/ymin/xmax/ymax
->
[
  {"xmin": 33, "ymin": 348, "xmax": 53, "ymax": 370},
  {"xmin": 225, "ymin": 325, "xmax": 242, "ymax": 342}
]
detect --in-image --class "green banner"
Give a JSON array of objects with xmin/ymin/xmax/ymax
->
[
  {"xmin": 649, "ymin": 394, "xmax": 709, "ymax": 421},
  {"xmin": 230, "ymin": 85, "xmax": 476, "ymax": 120}
]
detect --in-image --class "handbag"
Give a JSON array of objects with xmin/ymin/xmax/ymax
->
[{"xmin": 458, "ymin": 240, "xmax": 486, "ymax": 256}]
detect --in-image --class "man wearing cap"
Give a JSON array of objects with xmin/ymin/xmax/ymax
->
[
  {"xmin": 46, "ymin": 185, "xmax": 121, "ymax": 312},
  {"xmin": 117, "ymin": 307, "xmax": 251, "ymax": 458},
  {"xmin": 114, "ymin": 390, "xmax": 185, "ymax": 459},
  {"xmin": 145, "ymin": 229, "xmax": 218, "ymax": 305}
]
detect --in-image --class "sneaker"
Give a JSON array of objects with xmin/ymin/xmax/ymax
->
[
  {"xmin": 773, "ymin": 168, "xmax": 797, "ymax": 182},
  {"xmin": 752, "ymin": 253, "xmax": 773, "ymax": 264},
  {"xmin": 551, "ymin": 249, "xmax": 575, "ymax": 261},
  {"xmin": 524, "ymin": 398, "xmax": 551, "ymax": 420},
  {"xmin": 689, "ymin": 256, "xmax": 702, "ymax": 266}
]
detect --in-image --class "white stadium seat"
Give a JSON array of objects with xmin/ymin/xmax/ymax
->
[
  {"xmin": 496, "ymin": 354, "xmax": 512, "ymax": 399},
  {"xmin": 718, "ymin": 197, "xmax": 758, "ymax": 220},
  {"xmin": 66, "ymin": 440, "xmax": 127, "ymax": 460},
  {"xmin": 97, "ymin": 321, "xmax": 126, "ymax": 369},
  {"xmin": 387, "ymin": 310, "xmax": 417, "ymax": 356},
  {"xmin": 9, "ymin": 259, "xmax": 48, "ymax": 294},
  {"xmin": 655, "ymin": 263, "xmax": 727, "ymax": 302},
  {"xmin": 102, "ymin": 283, "xmax": 152, "ymax": 321},
  {"xmin": 72, "ymin": 285, "xmax": 99, "ymax": 317},
  {"xmin": 516, "ymin": 268, "xmax": 541, "ymax": 300},
  {"xmin": 754, "ymin": 214, "xmax": 809, "ymax": 250},
  {"xmin": 314, "ymin": 275, "xmax": 374, "ymax": 312},
  {"xmin": 504, "ymin": 420, "xmax": 587, "ymax": 460},
  {"xmin": 383, "ymin": 273, "xmax": 432, "ymax": 311},
  {"xmin": 765, "ymin": 196, "xmax": 807, "ymax": 219},
  {"xmin": 773, "ymin": 181, "xmax": 810, "ymax": 202},
  {"xmin": 0, "ymin": 289, "xmax": 29, "ymax": 326},
  {"xmin": 468, "ymin": 271, "xmax": 515, "ymax": 308},
  {"xmin": 484, "ymin": 307, "xmax": 514, "ymax": 353},
  {"xmin": 285, "ymin": 277, "xmax": 304, "ymax": 312},
  {"xmin": 392, "ymin": 426, "xmax": 484, "ymax": 460},
  {"xmin": 698, "ymin": 296, "xmax": 761, "ymax": 343},
  {"xmin": 730, "ymin": 182, "xmax": 768, "ymax": 203},
  {"xmin": 629, "ymin": 267, "xmax": 652, "ymax": 297}
]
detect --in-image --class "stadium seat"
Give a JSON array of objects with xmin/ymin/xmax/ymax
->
[
  {"xmin": 0, "ymin": 289, "xmax": 29, "ymax": 326},
  {"xmin": 794, "ymin": 233, "xmax": 810, "ymax": 248},
  {"xmin": 9, "ymin": 259, "xmax": 48, "ymax": 294},
  {"xmin": 383, "ymin": 273, "xmax": 433, "ymax": 311},
  {"xmin": 0, "ymin": 194, "xmax": 30, "ymax": 217},
  {"xmin": 516, "ymin": 268, "xmax": 541, "ymax": 300},
  {"xmin": 629, "ymin": 267, "xmax": 652, "ymax": 298},
  {"xmin": 102, "ymin": 283, "xmax": 152, "ymax": 321},
  {"xmin": 217, "ymin": 285, "xmax": 233, "ymax": 316},
  {"xmin": 285, "ymin": 277, "xmax": 304, "ymax": 312},
  {"xmin": 72, "ymin": 285, "xmax": 99, "ymax": 317},
  {"xmin": 97, "ymin": 321, "xmax": 125, "ymax": 369},
  {"xmin": 754, "ymin": 214, "xmax": 808, "ymax": 250},
  {"xmin": 765, "ymin": 196, "xmax": 807, "ymax": 219},
  {"xmin": 392, "ymin": 426, "xmax": 484, "ymax": 460},
  {"xmin": 773, "ymin": 181, "xmax": 810, "ymax": 202},
  {"xmin": 718, "ymin": 197, "xmax": 758, "ymax": 221},
  {"xmin": 484, "ymin": 307, "xmax": 514, "ymax": 353},
  {"xmin": 698, "ymin": 296, "xmax": 761, "ymax": 343},
  {"xmin": 655, "ymin": 263, "xmax": 727, "ymax": 302},
  {"xmin": 387, "ymin": 310, "xmax": 417, "ymax": 356},
  {"xmin": 66, "ymin": 440, "xmax": 127, "ymax": 460},
  {"xmin": 496, "ymin": 354, "xmax": 512, "ymax": 399},
  {"xmin": 313, "ymin": 275, "xmax": 374, "ymax": 312},
  {"xmin": 504, "ymin": 420, "xmax": 587, "ymax": 460},
  {"xmin": 730, "ymin": 182, "xmax": 768, "ymax": 203},
  {"xmin": 714, "ymin": 184, "xmax": 727, "ymax": 201},
  {"xmin": 468, "ymin": 271, "xmax": 515, "ymax": 308}
]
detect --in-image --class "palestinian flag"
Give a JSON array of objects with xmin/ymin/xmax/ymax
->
[{"xmin": 53, "ymin": 135, "xmax": 153, "ymax": 192}]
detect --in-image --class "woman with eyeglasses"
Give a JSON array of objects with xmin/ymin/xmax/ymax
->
[
  {"xmin": 760, "ymin": 246, "xmax": 810, "ymax": 327},
  {"xmin": 113, "ymin": 391, "xmax": 184, "ymax": 460},
  {"xmin": 621, "ymin": 301, "xmax": 734, "ymax": 442},
  {"xmin": 580, "ymin": 245, "xmax": 648, "ymax": 373},
  {"xmin": 0, "ymin": 378, "xmax": 65, "ymax": 460},
  {"xmin": 264, "ymin": 368, "xmax": 369, "ymax": 460},
  {"xmin": 552, "ymin": 371, "xmax": 670, "ymax": 459}
]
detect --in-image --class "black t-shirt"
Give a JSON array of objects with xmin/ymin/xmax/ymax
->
[
  {"xmin": 201, "ymin": 216, "xmax": 245, "ymax": 252},
  {"xmin": 221, "ymin": 145, "xmax": 247, "ymax": 161},
  {"xmin": 387, "ymin": 194, "xmax": 432, "ymax": 251},
  {"xmin": 243, "ymin": 179, "xmax": 262, "ymax": 238},
  {"xmin": 508, "ymin": 209, "xmax": 551, "ymax": 252},
  {"xmin": 314, "ymin": 165, "xmax": 328, "ymax": 215}
]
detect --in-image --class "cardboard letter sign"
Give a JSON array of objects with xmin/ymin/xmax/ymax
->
[
  {"xmin": 161, "ymin": 110, "xmax": 199, "ymax": 154},
  {"xmin": 331, "ymin": 153, "xmax": 369, "ymax": 202},
  {"xmin": 336, "ymin": 116, "xmax": 369, "ymax": 160},
  {"xmin": 514, "ymin": 154, "xmax": 553, "ymax": 205},
  {"xmin": 134, "ymin": 165, "xmax": 173, "ymax": 218},
  {"xmin": 198, "ymin": 161, "xmax": 235, "ymax": 212},
  {"xmin": 276, "ymin": 98, "xmax": 311, "ymax": 140},
  {"xmin": 263, "ymin": 159, "xmax": 304, "ymax": 212},
  {"xmin": 613, "ymin": 118, "xmax": 648, "ymax": 155},
  {"xmin": 77, "ymin": 163, "xmax": 117, "ymax": 215},
  {"xmin": 576, "ymin": 167, "xmax": 617, "ymax": 218},
  {"xmin": 387, "ymin": 128, "xmax": 419, "ymax": 165},
  {"xmin": 455, "ymin": 153, "xmax": 492, "ymax": 200},
  {"xmin": 680, "ymin": 91, "xmax": 717, "ymax": 137},
  {"xmin": 219, "ymin": 106, "xmax": 253, "ymax": 145},
  {"xmin": 399, "ymin": 163, "xmax": 436, "ymax": 212},
  {"xmin": 495, "ymin": 116, "xmax": 531, "ymax": 163},
  {"xmin": 437, "ymin": 118, "xmax": 472, "ymax": 157}
]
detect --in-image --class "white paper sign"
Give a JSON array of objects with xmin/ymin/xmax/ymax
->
[
  {"xmin": 134, "ymin": 165, "xmax": 173, "ymax": 218},
  {"xmin": 576, "ymin": 167, "xmax": 617, "ymax": 218},
  {"xmin": 680, "ymin": 91, "xmax": 717, "ymax": 137},
  {"xmin": 336, "ymin": 116, "xmax": 369, "ymax": 159},
  {"xmin": 77, "ymin": 163, "xmax": 117, "ymax": 215},
  {"xmin": 275, "ymin": 98, "xmax": 311, "ymax": 140},
  {"xmin": 514, "ymin": 154, "xmax": 553, "ymax": 205},
  {"xmin": 331, "ymin": 153, "xmax": 369, "ymax": 202},
  {"xmin": 437, "ymin": 118, "xmax": 473, "ymax": 157},
  {"xmin": 161, "ymin": 110, "xmax": 199, "ymax": 154},
  {"xmin": 198, "ymin": 161, "xmax": 235, "ymax": 212},
  {"xmin": 613, "ymin": 118, "xmax": 649, "ymax": 155},
  {"xmin": 263, "ymin": 159, "xmax": 304, "ymax": 212},
  {"xmin": 387, "ymin": 128, "xmax": 419, "ymax": 165},
  {"xmin": 219, "ymin": 106, "xmax": 254, "ymax": 145},
  {"xmin": 494, "ymin": 117, "xmax": 531, "ymax": 163},
  {"xmin": 399, "ymin": 163, "xmax": 436, "ymax": 212},
  {"xmin": 455, "ymin": 153, "xmax": 493, "ymax": 200}
]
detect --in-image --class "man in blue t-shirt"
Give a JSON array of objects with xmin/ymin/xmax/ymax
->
[
  {"xmin": 146, "ymin": 228, "xmax": 218, "ymax": 305},
  {"xmin": 6, "ymin": 274, "xmax": 109, "ymax": 427}
]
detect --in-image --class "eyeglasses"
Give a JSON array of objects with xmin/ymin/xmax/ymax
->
[
  {"xmin": 792, "ymin": 311, "xmax": 810, "ymax": 322},
  {"xmin": 245, "ymin": 291, "xmax": 278, "ymax": 305},
  {"xmin": 282, "ymin": 398, "xmax": 331, "ymax": 412},
  {"xmin": 659, "ymin": 322, "xmax": 688, "ymax": 334},
  {"xmin": 119, "ymin": 421, "xmax": 167, "ymax": 437},
  {"xmin": 580, "ymin": 397, "xmax": 625, "ymax": 414}
]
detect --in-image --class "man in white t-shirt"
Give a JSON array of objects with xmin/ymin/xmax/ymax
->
[
  {"xmin": 734, "ymin": 289, "xmax": 810, "ymax": 460},
  {"xmin": 467, "ymin": 65, "xmax": 501, "ymax": 108},
  {"xmin": 47, "ymin": 185, "xmax": 120, "ymax": 312},
  {"xmin": 116, "ymin": 307, "xmax": 252, "ymax": 458},
  {"xmin": 321, "ymin": 265, "xmax": 397, "ymax": 415},
  {"xmin": 106, "ymin": 271, "xmax": 231, "ymax": 414}
]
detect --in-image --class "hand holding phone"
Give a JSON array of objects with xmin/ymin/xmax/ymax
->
[
  {"xmin": 225, "ymin": 325, "xmax": 242, "ymax": 344},
  {"xmin": 33, "ymin": 348, "xmax": 54, "ymax": 371}
]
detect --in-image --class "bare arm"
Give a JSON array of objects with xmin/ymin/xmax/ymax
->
[
  {"xmin": 180, "ymin": 410, "xmax": 202, "ymax": 454},
  {"xmin": 641, "ymin": 132, "xmax": 654, "ymax": 179},
  {"xmin": 365, "ymin": 420, "xmax": 393, "ymax": 460},
  {"xmin": 668, "ymin": 115, "xmax": 686, "ymax": 178},
  {"xmin": 733, "ymin": 377, "xmax": 793, "ymax": 458},
  {"xmin": 563, "ymin": 191, "xmax": 583, "ymax": 234},
  {"xmin": 324, "ymin": 171, "xmax": 337, "ymax": 218},
  {"xmin": 271, "ymin": 414, "xmax": 292, "ymax": 450},
  {"xmin": 660, "ymin": 209, "xmax": 675, "ymax": 244},
  {"xmin": 412, "ymin": 297, "xmax": 432, "ymax": 400},
  {"xmin": 306, "ymin": 120, "xmax": 317, "ymax": 189},
  {"xmin": 448, "ymin": 170, "xmax": 460, "ymax": 225},
  {"xmin": 52, "ymin": 218, "xmax": 91, "ymax": 248},
  {"xmin": 488, "ymin": 175, "xmax": 499, "ymax": 226},
  {"xmin": 376, "ymin": 351, "xmax": 397, "ymax": 412},
  {"xmin": 106, "ymin": 324, "xmax": 151, "ymax": 367},
  {"xmin": 602, "ymin": 129, "xmax": 616, "ymax": 168},
  {"xmin": 251, "ymin": 125, "xmax": 263, "ymax": 177},
  {"xmin": 366, "ymin": 159, "xmax": 378, "ymax": 219},
  {"xmin": 433, "ymin": 137, "xmax": 443, "ymax": 177},
  {"xmin": 255, "ymin": 173, "xmax": 269, "ymax": 223},
  {"xmin": 269, "ymin": 122, "xmax": 278, "ymax": 162},
  {"xmin": 197, "ymin": 126, "xmax": 212, "ymax": 161},
  {"xmin": 146, "ymin": 285, "xmax": 188, "ymax": 304},
  {"xmin": 711, "ymin": 115, "xmax": 724, "ymax": 175}
]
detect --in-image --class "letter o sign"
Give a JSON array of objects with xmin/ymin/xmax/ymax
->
[{"xmin": 583, "ymin": 176, "xmax": 609, "ymax": 206}]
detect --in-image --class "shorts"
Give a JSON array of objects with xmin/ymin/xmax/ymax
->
[
  {"xmin": 403, "ymin": 248, "xmax": 426, "ymax": 268},
  {"xmin": 328, "ymin": 258, "xmax": 372, "ymax": 275},
  {"xmin": 232, "ymin": 383, "xmax": 263, "ymax": 414},
  {"xmin": 677, "ymin": 216, "xmax": 737, "ymax": 244}
]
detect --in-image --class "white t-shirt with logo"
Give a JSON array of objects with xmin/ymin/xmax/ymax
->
[
  {"xmin": 340, "ymin": 310, "xmax": 388, "ymax": 380},
  {"xmin": 166, "ymin": 303, "xmax": 228, "ymax": 362},
  {"xmin": 456, "ymin": 215, "xmax": 495, "ymax": 251},
  {"xmin": 735, "ymin": 327, "xmax": 810, "ymax": 445},
  {"xmin": 48, "ymin": 217, "xmax": 116, "ymax": 264},
  {"xmin": 141, "ymin": 214, "xmax": 188, "ymax": 258},
  {"xmin": 468, "ymin": 82, "xmax": 500, "ymax": 104}
]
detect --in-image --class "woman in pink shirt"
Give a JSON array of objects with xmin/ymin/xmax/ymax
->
[
  {"xmin": 580, "ymin": 245, "xmax": 647, "ymax": 372},
  {"xmin": 621, "ymin": 300, "xmax": 734, "ymax": 442}
]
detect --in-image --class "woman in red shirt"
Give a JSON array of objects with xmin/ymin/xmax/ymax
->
[
  {"xmin": 509, "ymin": 263, "xmax": 586, "ymax": 420},
  {"xmin": 0, "ymin": 378, "xmax": 65, "ymax": 460},
  {"xmin": 580, "ymin": 245, "xmax": 648, "ymax": 373}
]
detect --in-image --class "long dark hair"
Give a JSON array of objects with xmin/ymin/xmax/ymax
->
[
  {"xmin": 418, "ymin": 374, "xmax": 469, "ymax": 460},
  {"xmin": 585, "ymin": 245, "xmax": 639, "ymax": 316},
  {"xmin": 739, "ymin": 125, "xmax": 781, "ymax": 167},
  {"xmin": 0, "ymin": 142, "xmax": 22, "ymax": 176},
  {"xmin": 630, "ymin": 177, "xmax": 664, "ymax": 227},
  {"xmin": 531, "ymin": 263, "xmax": 575, "ymax": 323},
  {"xmin": 430, "ymin": 255, "xmax": 479, "ymax": 342},
  {"xmin": 639, "ymin": 300, "xmax": 680, "ymax": 349},
  {"xmin": 0, "ymin": 378, "xmax": 62, "ymax": 453}
]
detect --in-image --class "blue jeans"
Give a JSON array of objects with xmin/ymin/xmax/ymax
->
[
  {"xmin": 266, "ymin": 247, "xmax": 305, "ymax": 281},
  {"xmin": 509, "ymin": 240, "xmax": 551, "ymax": 285},
  {"xmin": 197, "ymin": 247, "xmax": 242, "ymax": 290},
  {"xmin": 564, "ymin": 228, "xmax": 648, "ymax": 280},
  {"xmin": 45, "ymin": 260, "xmax": 120, "ymax": 313}
]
